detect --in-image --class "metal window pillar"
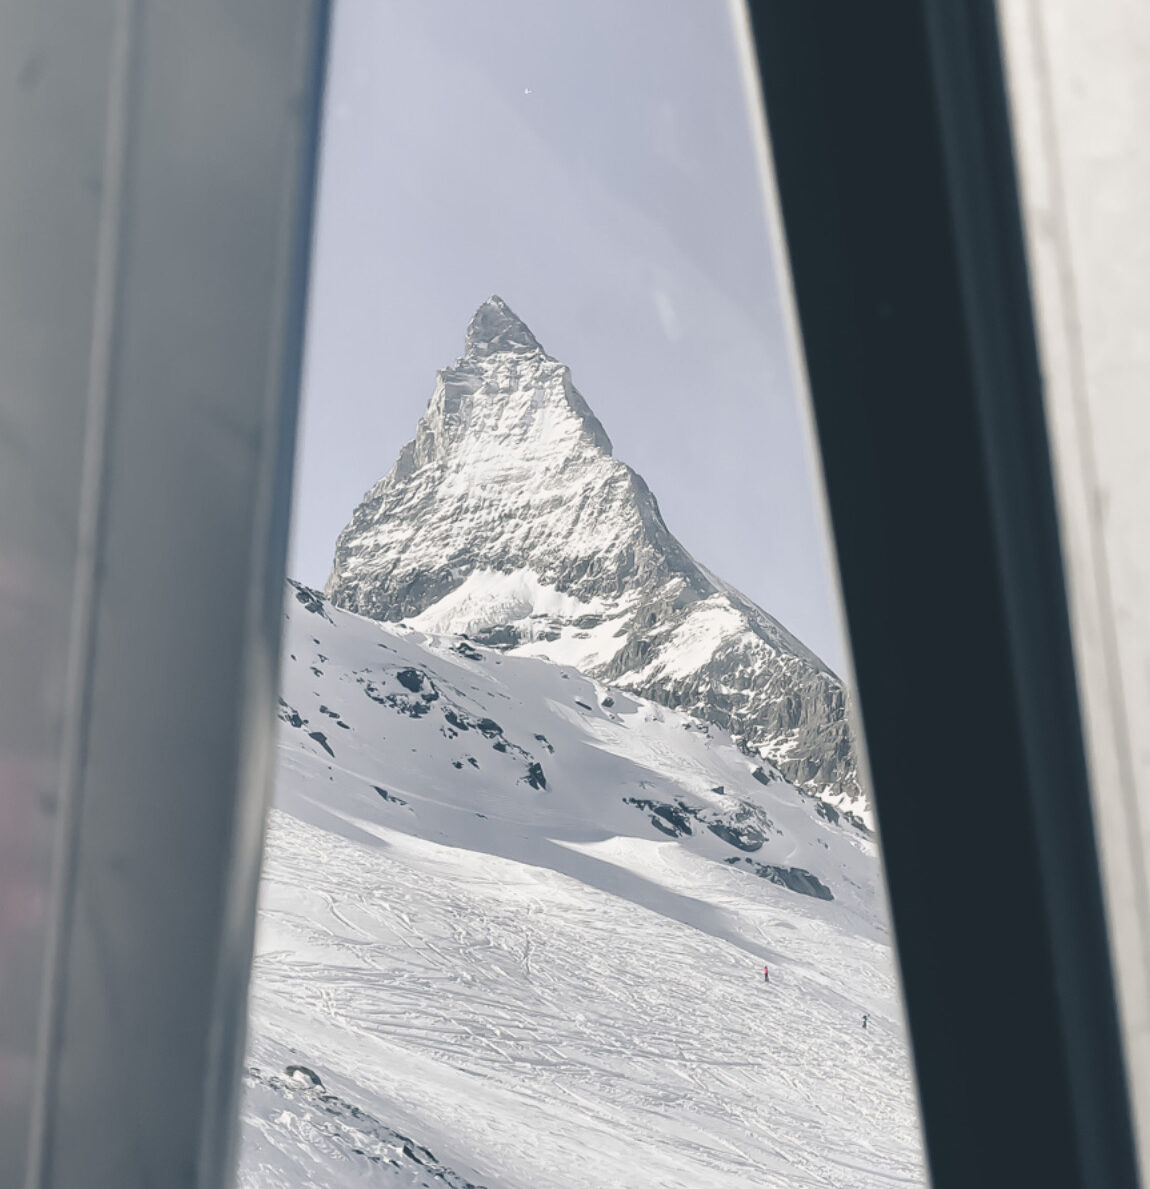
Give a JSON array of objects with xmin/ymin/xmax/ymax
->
[
  {"xmin": 744, "ymin": 2, "xmax": 1140, "ymax": 1186},
  {"xmin": 0, "ymin": 3, "xmax": 329, "ymax": 1187}
]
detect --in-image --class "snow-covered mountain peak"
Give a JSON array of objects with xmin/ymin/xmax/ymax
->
[
  {"xmin": 326, "ymin": 301, "xmax": 867, "ymax": 824},
  {"xmin": 464, "ymin": 294, "xmax": 542, "ymax": 358},
  {"xmin": 413, "ymin": 298, "xmax": 614, "ymax": 470}
]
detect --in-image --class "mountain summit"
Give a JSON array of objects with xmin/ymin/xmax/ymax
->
[
  {"xmin": 326, "ymin": 297, "xmax": 865, "ymax": 823},
  {"xmin": 464, "ymin": 293, "xmax": 543, "ymax": 357}
]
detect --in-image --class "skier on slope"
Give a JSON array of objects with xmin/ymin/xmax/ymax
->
[
  {"xmin": 763, "ymin": 964, "xmax": 770, "ymax": 985},
  {"xmin": 862, "ymin": 1013, "xmax": 868, "ymax": 1030}
]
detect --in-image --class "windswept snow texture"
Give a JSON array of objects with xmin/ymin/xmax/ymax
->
[
  {"xmin": 240, "ymin": 589, "xmax": 924, "ymax": 1188},
  {"xmin": 325, "ymin": 296, "xmax": 864, "ymax": 823}
]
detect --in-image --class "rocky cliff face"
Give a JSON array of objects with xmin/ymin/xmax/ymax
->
[{"xmin": 326, "ymin": 296, "xmax": 866, "ymax": 824}]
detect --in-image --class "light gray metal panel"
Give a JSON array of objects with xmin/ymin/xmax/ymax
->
[
  {"xmin": 0, "ymin": 3, "xmax": 119, "ymax": 1186},
  {"xmin": 0, "ymin": 1, "xmax": 327, "ymax": 1187},
  {"xmin": 1000, "ymin": 1, "xmax": 1150, "ymax": 1179}
]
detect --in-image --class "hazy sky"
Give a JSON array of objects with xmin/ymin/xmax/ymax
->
[{"xmin": 290, "ymin": 0, "xmax": 848, "ymax": 673}]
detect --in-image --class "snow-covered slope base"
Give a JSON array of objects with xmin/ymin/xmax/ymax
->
[{"xmin": 239, "ymin": 587, "xmax": 924, "ymax": 1188}]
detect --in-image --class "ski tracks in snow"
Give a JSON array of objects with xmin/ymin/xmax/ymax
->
[{"xmin": 245, "ymin": 809, "xmax": 924, "ymax": 1188}]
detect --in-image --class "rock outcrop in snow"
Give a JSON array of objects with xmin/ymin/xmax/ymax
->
[{"xmin": 325, "ymin": 296, "xmax": 865, "ymax": 822}]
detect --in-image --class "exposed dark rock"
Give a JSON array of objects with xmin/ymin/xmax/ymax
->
[
  {"xmin": 725, "ymin": 856, "xmax": 834, "ymax": 900},
  {"xmin": 816, "ymin": 800, "xmax": 840, "ymax": 825},
  {"xmin": 472, "ymin": 624, "xmax": 520, "ymax": 648},
  {"xmin": 364, "ymin": 680, "xmax": 431, "ymax": 718},
  {"xmin": 308, "ymin": 731, "xmax": 334, "ymax": 757},
  {"xmin": 621, "ymin": 795, "xmax": 775, "ymax": 853},
  {"xmin": 624, "ymin": 797, "xmax": 694, "ymax": 838},
  {"xmin": 278, "ymin": 703, "xmax": 306, "ymax": 730},
  {"xmin": 395, "ymin": 668, "xmax": 425, "ymax": 692},
  {"xmin": 246, "ymin": 1065, "xmax": 487, "ymax": 1188},
  {"xmin": 286, "ymin": 1064, "xmax": 324, "ymax": 1087},
  {"xmin": 289, "ymin": 581, "xmax": 333, "ymax": 622},
  {"xmin": 706, "ymin": 821, "xmax": 764, "ymax": 852}
]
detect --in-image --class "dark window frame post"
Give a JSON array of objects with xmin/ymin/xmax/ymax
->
[{"xmin": 745, "ymin": 3, "xmax": 1140, "ymax": 1186}]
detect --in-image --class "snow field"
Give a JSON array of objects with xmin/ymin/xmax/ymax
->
[
  {"xmin": 245, "ymin": 804, "xmax": 922, "ymax": 1188},
  {"xmin": 239, "ymin": 591, "xmax": 924, "ymax": 1187}
]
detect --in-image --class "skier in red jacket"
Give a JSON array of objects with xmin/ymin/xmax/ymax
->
[{"xmin": 763, "ymin": 964, "xmax": 770, "ymax": 984}]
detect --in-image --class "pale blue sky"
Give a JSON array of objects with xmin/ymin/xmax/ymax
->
[{"xmin": 290, "ymin": 0, "xmax": 848, "ymax": 673}]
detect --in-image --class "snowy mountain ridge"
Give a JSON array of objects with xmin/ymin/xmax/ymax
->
[
  {"xmin": 326, "ymin": 297, "xmax": 865, "ymax": 823},
  {"xmin": 239, "ymin": 585, "xmax": 922, "ymax": 1188}
]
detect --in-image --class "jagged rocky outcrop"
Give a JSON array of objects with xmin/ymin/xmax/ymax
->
[{"xmin": 326, "ymin": 296, "xmax": 866, "ymax": 821}]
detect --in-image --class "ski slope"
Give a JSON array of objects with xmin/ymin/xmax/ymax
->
[{"xmin": 239, "ymin": 586, "xmax": 925, "ymax": 1188}]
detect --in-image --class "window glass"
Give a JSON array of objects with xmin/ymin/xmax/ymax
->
[{"xmin": 239, "ymin": 4, "xmax": 926, "ymax": 1185}]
